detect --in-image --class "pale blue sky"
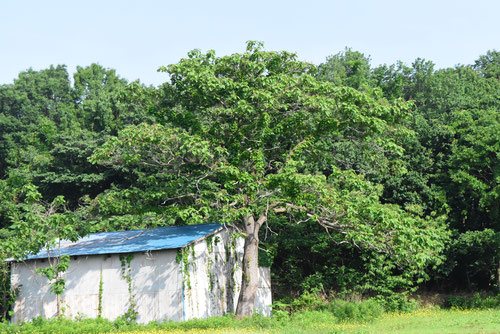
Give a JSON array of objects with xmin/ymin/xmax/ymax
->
[{"xmin": 1, "ymin": 0, "xmax": 499, "ymax": 86}]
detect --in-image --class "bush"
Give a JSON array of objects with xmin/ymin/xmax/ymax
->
[
  {"xmin": 374, "ymin": 294, "xmax": 419, "ymax": 312},
  {"xmin": 328, "ymin": 299, "xmax": 383, "ymax": 322},
  {"xmin": 0, "ymin": 314, "xmax": 282, "ymax": 333},
  {"xmin": 273, "ymin": 292, "xmax": 385, "ymax": 324},
  {"xmin": 272, "ymin": 291, "xmax": 328, "ymax": 314},
  {"xmin": 443, "ymin": 230, "xmax": 499, "ymax": 291},
  {"xmin": 290, "ymin": 291, "xmax": 328, "ymax": 312},
  {"xmin": 445, "ymin": 293, "xmax": 500, "ymax": 310},
  {"xmin": 0, "ymin": 317, "xmax": 118, "ymax": 334}
]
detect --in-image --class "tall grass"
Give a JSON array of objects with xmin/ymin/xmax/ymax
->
[
  {"xmin": 0, "ymin": 298, "xmax": 384, "ymax": 333},
  {"xmin": 445, "ymin": 293, "xmax": 500, "ymax": 309},
  {"xmin": 2, "ymin": 294, "xmax": 498, "ymax": 334}
]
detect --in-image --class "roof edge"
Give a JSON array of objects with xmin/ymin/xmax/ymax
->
[{"xmin": 7, "ymin": 223, "xmax": 225, "ymax": 263}]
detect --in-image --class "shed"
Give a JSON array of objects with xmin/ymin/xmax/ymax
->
[{"xmin": 9, "ymin": 223, "xmax": 271, "ymax": 323}]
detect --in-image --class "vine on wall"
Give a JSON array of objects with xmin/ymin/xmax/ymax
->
[
  {"xmin": 35, "ymin": 254, "xmax": 70, "ymax": 317},
  {"xmin": 176, "ymin": 246, "xmax": 193, "ymax": 290},
  {"xmin": 97, "ymin": 268, "xmax": 104, "ymax": 318},
  {"xmin": 176, "ymin": 232, "xmax": 243, "ymax": 316},
  {"xmin": 119, "ymin": 254, "xmax": 137, "ymax": 323}
]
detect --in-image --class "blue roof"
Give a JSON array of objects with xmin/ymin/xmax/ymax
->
[{"xmin": 23, "ymin": 223, "xmax": 223, "ymax": 261}]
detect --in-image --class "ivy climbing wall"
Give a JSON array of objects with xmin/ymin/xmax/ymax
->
[
  {"xmin": 10, "ymin": 228, "xmax": 272, "ymax": 323},
  {"xmin": 181, "ymin": 229, "xmax": 272, "ymax": 319},
  {"xmin": 11, "ymin": 250, "xmax": 183, "ymax": 323}
]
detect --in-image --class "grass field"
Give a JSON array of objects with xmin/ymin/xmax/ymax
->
[
  {"xmin": 125, "ymin": 308, "xmax": 499, "ymax": 334},
  {"xmin": 328, "ymin": 308, "xmax": 500, "ymax": 334},
  {"xmin": 2, "ymin": 308, "xmax": 498, "ymax": 333}
]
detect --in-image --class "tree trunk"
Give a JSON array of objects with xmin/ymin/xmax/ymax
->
[{"xmin": 235, "ymin": 214, "xmax": 265, "ymax": 317}]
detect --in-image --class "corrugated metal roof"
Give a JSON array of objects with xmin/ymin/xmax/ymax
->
[{"xmin": 21, "ymin": 223, "xmax": 223, "ymax": 261}]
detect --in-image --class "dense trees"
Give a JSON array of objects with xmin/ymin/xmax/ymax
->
[
  {"xmin": 318, "ymin": 47, "xmax": 500, "ymax": 292},
  {"xmin": 0, "ymin": 43, "xmax": 498, "ymax": 319}
]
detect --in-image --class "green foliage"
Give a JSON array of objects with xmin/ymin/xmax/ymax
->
[
  {"xmin": 290, "ymin": 291, "xmax": 328, "ymax": 312},
  {"xmin": 273, "ymin": 291, "xmax": 384, "ymax": 323},
  {"xmin": 445, "ymin": 293, "xmax": 500, "ymax": 310},
  {"xmin": 0, "ymin": 44, "xmax": 498, "ymax": 321},
  {"xmin": 338, "ymin": 49, "xmax": 500, "ymax": 293},
  {"xmin": 317, "ymin": 48, "xmax": 373, "ymax": 90},
  {"xmin": 288, "ymin": 310, "xmax": 338, "ymax": 332},
  {"xmin": 0, "ymin": 261, "xmax": 16, "ymax": 320},
  {"xmin": 328, "ymin": 299, "xmax": 384, "ymax": 322},
  {"xmin": 474, "ymin": 50, "xmax": 500, "ymax": 79},
  {"xmin": 98, "ymin": 269, "xmax": 104, "ymax": 318},
  {"xmin": 271, "ymin": 169, "xmax": 449, "ymax": 297},
  {"xmin": 447, "ymin": 109, "xmax": 499, "ymax": 231},
  {"xmin": 89, "ymin": 43, "xmax": 446, "ymax": 304},
  {"xmin": 373, "ymin": 294, "xmax": 419, "ymax": 312},
  {"xmin": 176, "ymin": 246, "xmax": 193, "ymax": 290},
  {"xmin": 35, "ymin": 255, "xmax": 70, "ymax": 295},
  {"xmin": 442, "ymin": 230, "xmax": 500, "ymax": 290},
  {"xmin": 118, "ymin": 254, "xmax": 138, "ymax": 323},
  {"xmin": 2, "ymin": 309, "xmax": 499, "ymax": 334}
]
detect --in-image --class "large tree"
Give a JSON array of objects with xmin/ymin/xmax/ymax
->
[
  {"xmin": 89, "ymin": 43, "xmax": 449, "ymax": 315},
  {"xmin": 88, "ymin": 43, "xmax": 448, "ymax": 316}
]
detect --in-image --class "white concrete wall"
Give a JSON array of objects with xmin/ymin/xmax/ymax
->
[
  {"xmin": 11, "ymin": 260, "xmax": 57, "ymax": 321},
  {"xmin": 256, "ymin": 267, "xmax": 272, "ymax": 316},
  {"xmin": 182, "ymin": 229, "xmax": 243, "ymax": 320},
  {"xmin": 11, "ymin": 250, "xmax": 182, "ymax": 324},
  {"xmin": 182, "ymin": 230, "xmax": 272, "ymax": 320},
  {"xmin": 11, "ymin": 229, "xmax": 272, "ymax": 323}
]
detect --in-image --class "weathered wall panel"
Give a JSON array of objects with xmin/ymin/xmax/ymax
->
[
  {"xmin": 256, "ymin": 267, "xmax": 272, "ymax": 316},
  {"xmin": 11, "ymin": 250, "xmax": 182, "ymax": 323},
  {"xmin": 182, "ymin": 230, "xmax": 271, "ymax": 320},
  {"xmin": 11, "ymin": 229, "xmax": 272, "ymax": 323}
]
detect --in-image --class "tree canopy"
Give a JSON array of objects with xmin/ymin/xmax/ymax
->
[{"xmin": 0, "ymin": 43, "xmax": 498, "ymax": 319}]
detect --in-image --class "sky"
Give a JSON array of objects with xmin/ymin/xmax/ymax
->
[{"xmin": 1, "ymin": 0, "xmax": 499, "ymax": 86}]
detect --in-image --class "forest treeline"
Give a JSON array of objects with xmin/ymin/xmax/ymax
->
[{"xmin": 0, "ymin": 43, "xmax": 498, "ymax": 317}]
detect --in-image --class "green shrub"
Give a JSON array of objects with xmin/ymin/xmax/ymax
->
[
  {"xmin": 301, "ymin": 273, "xmax": 325, "ymax": 293},
  {"xmin": 270, "ymin": 302, "xmax": 290, "ymax": 322},
  {"xmin": 374, "ymin": 294, "xmax": 419, "ymax": 312},
  {"xmin": 274, "ymin": 292, "xmax": 386, "ymax": 323},
  {"xmin": 0, "ymin": 317, "xmax": 119, "ymax": 334},
  {"xmin": 444, "ymin": 230, "xmax": 499, "ymax": 291},
  {"xmin": 445, "ymin": 293, "xmax": 500, "ymax": 309},
  {"xmin": 328, "ymin": 299, "xmax": 383, "ymax": 322},
  {"xmin": 289, "ymin": 291, "xmax": 328, "ymax": 312}
]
